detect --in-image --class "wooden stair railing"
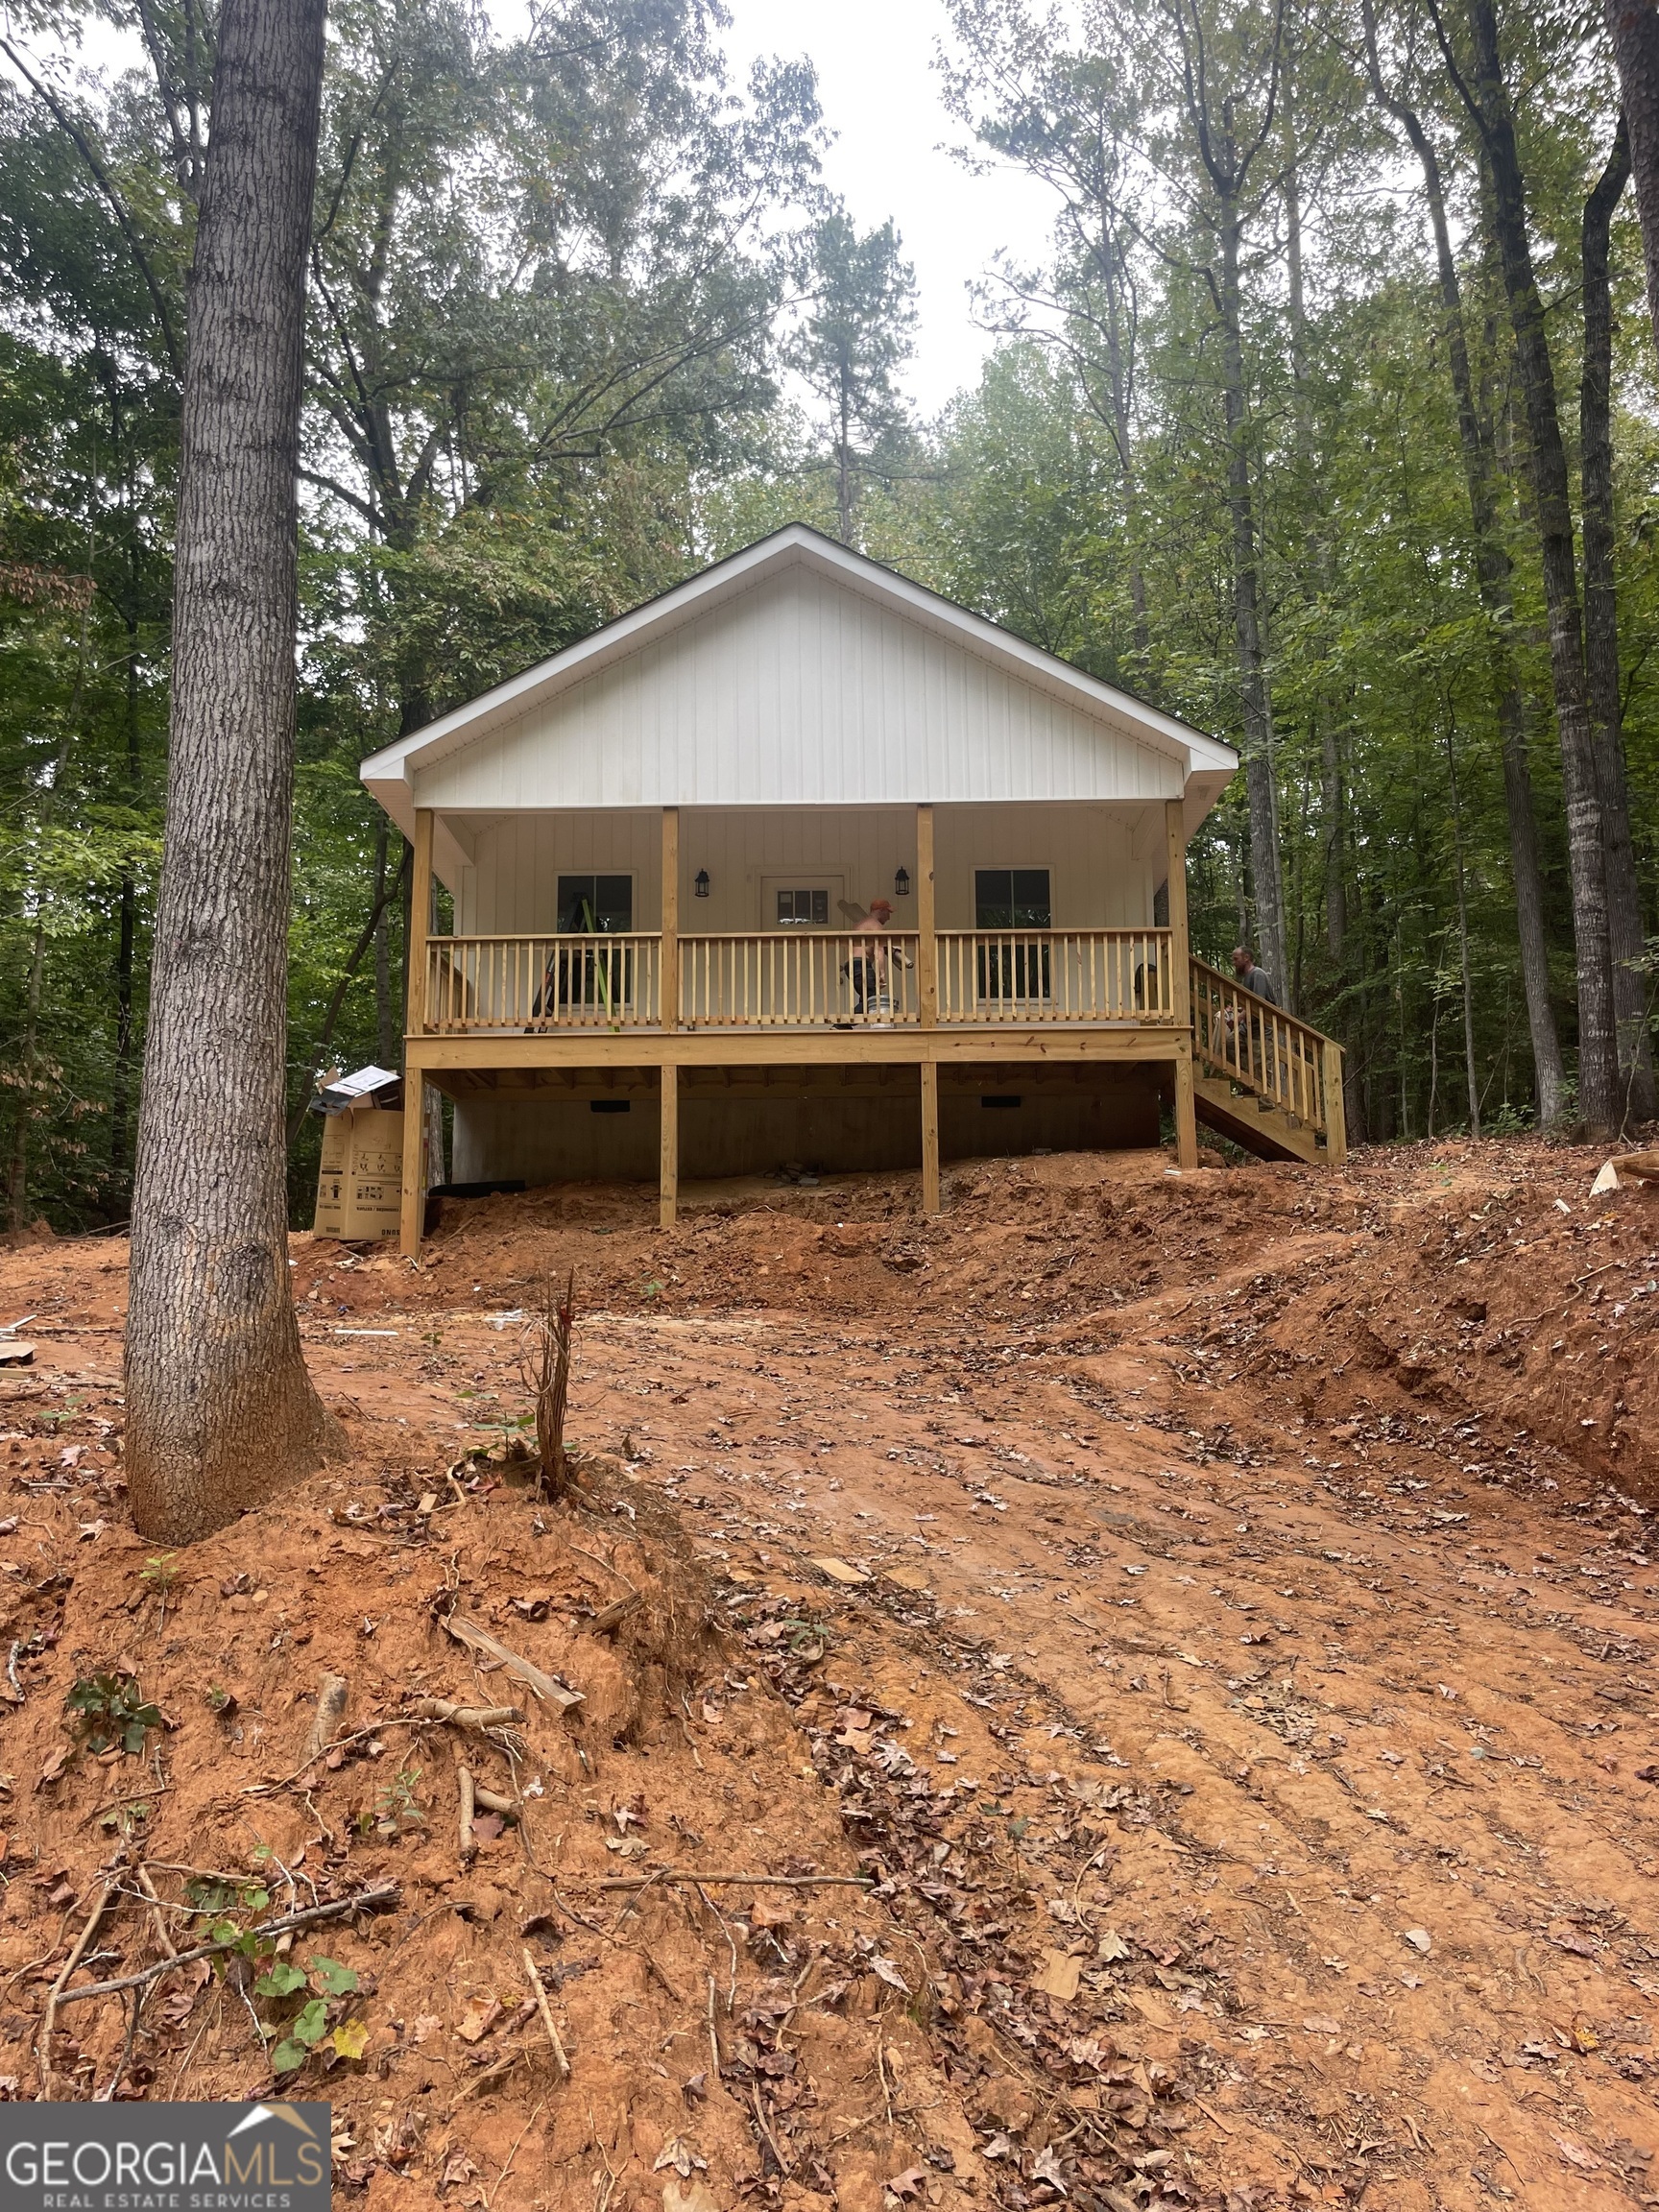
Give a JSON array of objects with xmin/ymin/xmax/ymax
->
[{"xmin": 1189, "ymin": 957, "xmax": 1346, "ymax": 1160}]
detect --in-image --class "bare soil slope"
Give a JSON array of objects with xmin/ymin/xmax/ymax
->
[{"xmin": 2, "ymin": 1135, "xmax": 1657, "ymax": 2212}]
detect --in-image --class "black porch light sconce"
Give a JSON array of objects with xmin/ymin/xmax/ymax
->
[
  {"xmin": 693, "ymin": 868, "xmax": 710, "ymax": 899},
  {"xmin": 894, "ymin": 866, "xmax": 911, "ymax": 899}
]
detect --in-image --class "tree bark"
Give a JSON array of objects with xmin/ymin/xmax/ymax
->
[
  {"xmin": 1219, "ymin": 180, "xmax": 1287, "ymax": 1001},
  {"xmin": 125, "ymin": 0, "xmax": 340, "ymax": 1544},
  {"xmin": 1447, "ymin": 0, "xmax": 1621, "ymax": 1137},
  {"xmin": 1361, "ymin": 0, "xmax": 1568, "ymax": 1124},
  {"xmin": 1605, "ymin": 0, "xmax": 1659, "ymax": 370},
  {"xmin": 1581, "ymin": 114, "xmax": 1656, "ymax": 1124}
]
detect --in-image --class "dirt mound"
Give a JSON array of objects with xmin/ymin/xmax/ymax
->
[{"xmin": 0, "ymin": 1410, "xmax": 1190, "ymax": 2208}]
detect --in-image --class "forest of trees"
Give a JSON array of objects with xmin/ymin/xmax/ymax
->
[{"xmin": 1, "ymin": 0, "xmax": 1656, "ymax": 1230}]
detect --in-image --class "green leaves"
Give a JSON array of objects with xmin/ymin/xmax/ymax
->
[
  {"xmin": 260, "ymin": 1958, "xmax": 360, "ymax": 2076},
  {"xmin": 252, "ymin": 1961, "xmax": 307, "ymax": 1999},
  {"xmin": 63, "ymin": 1671, "xmax": 162, "ymax": 1757}
]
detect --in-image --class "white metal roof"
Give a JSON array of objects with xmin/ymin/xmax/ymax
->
[{"xmin": 361, "ymin": 525, "xmax": 1238, "ymax": 856}]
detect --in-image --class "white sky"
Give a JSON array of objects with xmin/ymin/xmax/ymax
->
[{"xmin": 717, "ymin": 0, "xmax": 1060, "ymax": 417}]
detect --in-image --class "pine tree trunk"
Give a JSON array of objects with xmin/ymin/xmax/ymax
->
[
  {"xmin": 1463, "ymin": 0, "xmax": 1620, "ymax": 1137},
  {"xmin": 1605, "ymin": 0, "xmax": 1659, "ymax": 369},
  {"xmin": 125, "ymin": 0, "xmax": 339, "ymax": 1544},
  {"xmin": 1219, "ymin": 186, "xmax": 1287, "ymax": 1000},
  {"xmin": 1363, "ymin": 6, "xmax": 1569, "ymax": 1122},
  {"xmin": 1581, "ymin": 115, "xmax": 1656, "ymax": 1124}
]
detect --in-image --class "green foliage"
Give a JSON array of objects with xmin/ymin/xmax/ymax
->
[{"xmin": 63, "ymin": 1671, "xmax": 161, "ymax": 1756}]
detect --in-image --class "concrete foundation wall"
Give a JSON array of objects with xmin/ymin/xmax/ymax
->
[{"xmin": 450, "ymin": 1064, "xmax": 1162, "ymax": 1187}]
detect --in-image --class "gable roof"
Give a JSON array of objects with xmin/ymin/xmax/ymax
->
[{"xmin": 361, "ymin": 524, "xmax": 1237, "ymax": 849}]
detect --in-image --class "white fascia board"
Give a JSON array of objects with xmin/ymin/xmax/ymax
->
[{"xmin": 359, "ymin": 524, "xmax": 1239, "ymax": 817}]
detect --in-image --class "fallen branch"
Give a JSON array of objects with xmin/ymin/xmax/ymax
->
[
  {"xmin": 474, "ymin": 1783, "xmax": 517, "ymax": 1817},
  {"xmin": 38, "ymin": 1878, "xmax": 116, "ymax": 2090},
  {"xmin": 594, "ymin": 1869, "xmax": 872, "ymax": 1894},
  {"xmin": 521, "ymin": 1947, "xmax": 571, "ymax": 2081},
  {"xmin": 441, "ymin": 1615, "xmax": 583, "ymax": 1712},
  {"xmin": 458, "ymin": 1767, "xmax": 477, "ymax": 1864},
  {"xmin": 411, "ymin": 1696, "xmax": 525, "ymax": 1732},
  {"xmin": 53, "ymin": 1884, "xmax": 400, "ymax": 2008},
  {"xmin": 304, "ymin": 1674, "xmax": 349, "ymax": 1765},
  {"xmin": 586, "ymin": 1593, "xmax": 641, "ymax": 1637}
]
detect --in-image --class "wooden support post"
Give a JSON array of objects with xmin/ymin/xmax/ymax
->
[
  {"xmin": 661, "ymin": 806, "xmax": 680, "ymax": 1031},
  {"xmin": 406, "ymin": 807, "xmax": 434, "ymax": 1044},
  {"xmin": 916, "ymin": 804, "xmax": 937, "ymax": 1029},
  {"xmin": 399, "ymin": 1064, "xmax": 426, "ymax": 1259},
  {"xmin": 1322, "ymin": 1038, "xmax": 1348, "ymax": 1166},
  {"xmin": 1165, "ymin": 798, "xmax": 1198, "ymax": 1169},
  {"xmin": 399, "ymin": 808, "xmax": 436, "ymax": 1259},
  {"xmin": 920, "ymin": 1058, "xmax": 941, "ymax": 1215},
  {"xmin": 1172, "ymin": 1040, "xmax": 1198, "ymax": 1170},
  {"xmin": 660, "ymin": 1064, "xmax": 679, "ymax": 1228}
]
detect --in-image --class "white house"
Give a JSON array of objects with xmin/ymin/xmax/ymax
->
[{"xmin": 361, "ymin": 525, "xmax": 1344, "ymax": 1254}]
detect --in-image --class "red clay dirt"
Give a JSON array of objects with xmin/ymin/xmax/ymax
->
[{"xmin": 2, "ymin": 1134, "xmax": 1658, "ymax": 2212}]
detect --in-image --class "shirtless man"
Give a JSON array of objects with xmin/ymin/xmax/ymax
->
[{"xmin": 849, "ymin": 898, "xmax": 895, "ymax": 1019}]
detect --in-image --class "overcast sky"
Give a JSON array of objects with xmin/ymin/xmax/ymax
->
[{"xmin": 717, "ymin": 0, "xmax": 1058, "ymax": 417}]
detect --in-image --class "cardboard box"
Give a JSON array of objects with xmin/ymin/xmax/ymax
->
[{"xmin": 313, "ymin": 1107, "xmax": 403, "ymax": 1241}]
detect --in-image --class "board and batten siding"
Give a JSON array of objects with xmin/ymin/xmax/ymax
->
[
  {"xmin": 451, "ymin": 802, "xmax": 1163, "ymax": 936},
  {"xmin": 418, "ymin": 563, "xmax": 1182, "ymax": 814}
]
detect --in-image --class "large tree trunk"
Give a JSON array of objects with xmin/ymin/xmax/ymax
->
[
  {"xmin": 1581, "ymin": 115, "xmax": 1657, "ymax": 1125},
  {"xmin": 1605, "ymin": 0, "xmax": 1659, "ymax": 368},
  {"xmin": 1362, "ymin": 3, "xmax": 1568, "ymax": 1123},
  {"xmin": 1460, "ymin": 0, "xmax": 1621, "ymax": 1137},
  {"xmin": 125, "ymin": 0, "xmax": 339, "ymax": 1544},
  {"xmin": 1218, "ymin": 183, "xmax": 1287, "ymax": 1000}
]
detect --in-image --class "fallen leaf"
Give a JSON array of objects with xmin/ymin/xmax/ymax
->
[
  {"xmin": 1095, "ymin": 1930, "xmax": 1131, "ymax": 1962},
  {"xmin": 1553, "ymin": 2136, "xmax": 1600, "ymax": 2173},
  {"xmin": 1030, "ymin": 2147, "xmax": 1068, "ymax": 2194},
  {"xmin": 455, "ymin": 1995, "xmax": 502, "ymax": 2044},
  {"xmin": 412, "ymin": 2015, "xmax": 444, "ymax": 2044},
  {"xmin": 332, "ymin": 2019, "xmax": 370, "ymax": 2061},
  {"xmin": 886, "ymin": 2169, "xmax": 927, "ymax": 2200},
  {"xmin": 871, "ymin": 1957, "xmax": 910, "ymax": 1992},
  {"xmin": 1303, "ymin": 2015, "xmax": 1340, "ymax": 2034},
  {"xmin": 812, "ymin": 1557, "xmax": 872, "ymax": 1585},
  {"xmin": 653, "ymin": 2138, "xmax": 705, "ymax": 2178},
  {"xmin": 980, "ymin": 2133, "xmax": 1015, "ymax": 2161},
  {"xmin": 36, "ymin": 1747, "xmax": 67, "ymax": 1789},
  {"xmin": 469, "ymin": 1814, "xmax": 504, "ymax": 1843},
  {"xmin": 882, "ymin": 1564, "xmax": 932, "ymax": 1594},
  {"xmin": 1032, "ymin": 1950, "xmax": 1084, "ymax": 2002},
  {"xmin": 1402, "ymin": 1928, "xmax": 1432, "ymax": 1955}
]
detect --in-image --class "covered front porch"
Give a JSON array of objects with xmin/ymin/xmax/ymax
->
[{"xmin": 396, "ymin": 798, "xmax": 1348, "ymax": 1253}]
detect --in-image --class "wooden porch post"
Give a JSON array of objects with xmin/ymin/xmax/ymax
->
[
  {"xmin": 1165, "ymin": 798, "xmax": 1199, "ymax": 1170},
  {"xmin": 916, "ymin": 803, "xmax": 937, "ymax": 1028},
  {"xmin": 660, "ymin": 1064, "xmax": 679, "ymax": 1228},
  {"xmin": 1322, "ymin": 1039, "xmax": 1348, "ymax": 1166},
  {"xmin": 920, "ymin": 1058, "xmax": 941, "ymax": 1216},
  {"xmin": 399, "ymin": 807, "xmax": 435, "ymax": 1258},
  {"xmin": 661, "ymin": 806, "xmax": 680, "ymax": 1030}
]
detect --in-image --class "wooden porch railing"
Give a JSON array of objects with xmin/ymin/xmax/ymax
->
[
  {"xmin": 679, "ymin": 931, "xmax": 921, "ymax": 1027},
  {"xmin": 1190, "ymin": 956, "xmax": 1332, "ymax": 1131},
  {"xmin": 426, "ymin": 934, "xmax": 662, "ymax": 1031},
  {"xmin": 418, "ymin": 927, "xmax": 1205, "ymax": 1036},
  {"xmin": 935, "ymin": 928, "xmax": 1174, "ymax": 1022}
]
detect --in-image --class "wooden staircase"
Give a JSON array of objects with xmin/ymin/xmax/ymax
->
[{"xmin": 1188, "ymin": 958, "xmax": 1347, "ymax": 1166}]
